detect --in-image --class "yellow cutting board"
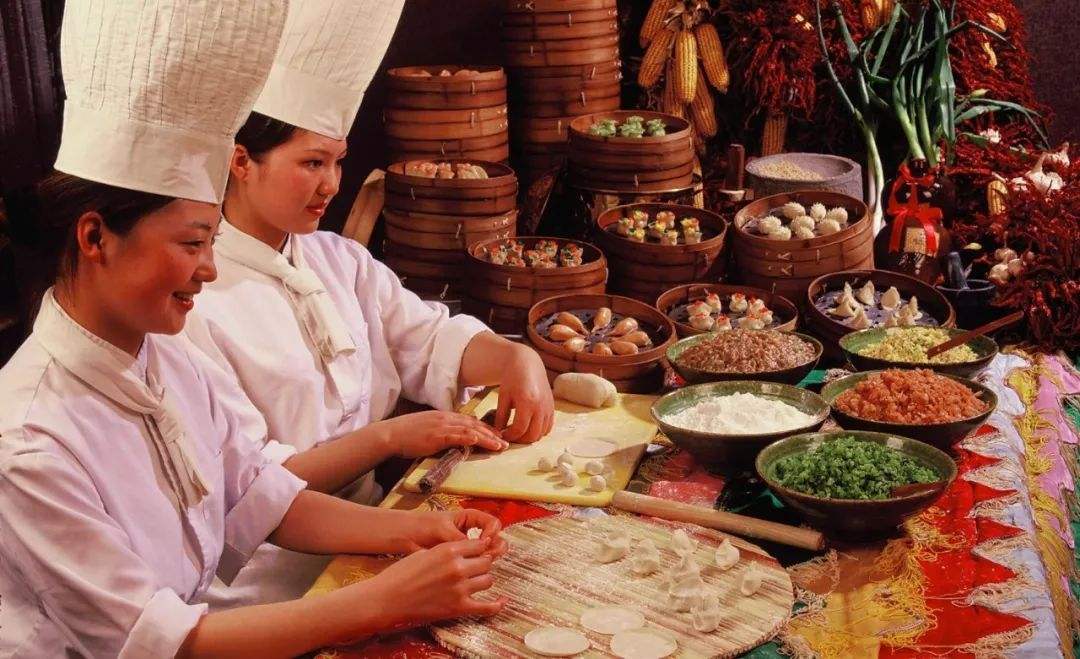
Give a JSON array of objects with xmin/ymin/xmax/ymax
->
[{"xmin": 402, "ymin": 390, "xmax": 659, "ymax": 506}]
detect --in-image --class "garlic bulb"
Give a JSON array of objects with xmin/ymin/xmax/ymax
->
[
  {"xmin": 994, "ymin": 247, "xmax": 1018, "ymax": 264},
  {"xmin": 1007, "ymin": 257, "xmax": 1023, "ymax": 277},
  {"xmin": 1044, "ymin": 142, "xmax": 1071, "ymax": 171},
  {"xmin": 989, "ymin": 262, "xmax": 1010, "ymax": 284}
]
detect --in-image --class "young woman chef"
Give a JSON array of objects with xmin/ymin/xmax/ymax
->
[
  {"xmin": 182, "ymin": 0, "xmax": 555, "ymax": 608},
  {"xmin": 0, "ymin": 2, "xmax": 507, "ymax": 656}
]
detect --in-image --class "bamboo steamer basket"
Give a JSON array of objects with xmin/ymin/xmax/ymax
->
[
  {"xmin": 510, "ymin": 60, "xmax": 621, "ymax": 80},
  {"xmin": 594, "ymin": 203, "xmax": 729, "ymax": 303},
  {"xmin": 509, "ymin": 80, "xmax": 620, "ymax": 102},
  {"xmin": 462, "ymin": 297, "xmax": 533, "ymax": 335},
  {"xmin": 384, "ymin": 239, "xmax": 471, "ymax": 265},
  {"xmin": 805, "ymin": 269, "xmax": 956, "ymax": 358},
  {"xmin": 502, "ymin": 33, "xmax": 619, "ymax": 54},
  {"xmin": 385, "ymin": 89, "xmax": 508, "ymax": 110},
  {"xmin": 504, "ymin": 46, "xmax": 620, "ymax": 68},
  {"xmin": 568, "ymin": 146, "xmax": 690, "ymax": 171},
  {"xmin": 384, "ymin": 116, "xmax": 509, "ymax": 141},
  {"xmin": 526, "ymin": 293, "xmax": 676, "ymax": 393},
  {"xmin": 383, "ymin": 223, "xmax": 511, "ymax": 251},
  {"xmin": 382, "ymin": 209, "xmax": 517, "ymax": 235},
  {"xmin": 511, "ymin": 91, "xmax": 620, "ymax": 118},
  {"xmin": 502, "ymin": 0, "xmax": 617, "ymax": 14},
  {"xmin": 382, "ymin": 239, "xmax": 469, "ymax": 299},
  {"xmin": 732, "ymin": 190, "xmax": 873, "ymax": 304},
  {"xmin": 389, "ymin": 148, "xmax": 510, "ymax": 166},
  {"xmin": 384, "ymin": 192, "xmax": 516, "ymax": 216},
  {"xmin": 572, "ymin": 160, "xmax": 695, "ymax": 185},
  {"xmin": 655, "ymin": 283, "xmax": 800, "ymax": 338},
  {"xmin": 466, "ymin": 236, "xmax": 607, "ymax": 304},
  {"xmin": 568, "ymin": 111, "xmax": 692, "ymax": 155},
  {"xmin": 382, "ymin": 106, "xmax": 507, "ymax": 124},
  {"xmin": 510, "ymin": 115, "xmax": 575, "ymax": 143},
  {"xmin": 500, "ymin": 7, "xmax": 617, "ymax": 26},
  {"xmin": 573, "ymin": 174, "xmax": 695, "ymax": 194},
  {"xmin": 385, "ymin": 160, "xmax": 517, "ymax": 197},
  {"xmin": 386, "ymin": 65, "xmax": 505, "ymax": 92},
  {"xmin": 386, "ymin": 133, "xmax": 507, "ymax": 153},
  {"xmin": 501, "ymin": 18, "xmax": 617, "ymax": 41}
]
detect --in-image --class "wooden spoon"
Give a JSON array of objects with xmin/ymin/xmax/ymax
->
[{"xmin": 924, "ymin": 310, "xmax": 1024, "ymax": 359}]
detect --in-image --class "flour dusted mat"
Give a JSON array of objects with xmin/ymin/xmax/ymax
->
[
  {"xmin": 403, "ymin": 391, "xmax": 659, "ymax": 507},
  {"xmin": 432, "ymin": 515, "xmax": 793, "ymax": 658}
]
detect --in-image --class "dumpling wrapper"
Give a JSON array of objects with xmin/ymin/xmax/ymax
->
[
  {"xmin": 610, "ymin": 629, "xmax": 678, "ymax": 659},
  {"xmin": 553, "ymin": 372, "xmax": 618, "ymax": 409},
  {"xmin": 524, "ymin": 627, "xmax": 590, "ymax": 657},
  {"xmin": 580, "ymin": 607, "xmax": 646, "ymax": 635}
]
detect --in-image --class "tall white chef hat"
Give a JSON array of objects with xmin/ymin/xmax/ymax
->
[
  {"xmin": 252, "ymin": 0, "xmax": 405, "ymax": 141},
  {"xmin": 53, "ymin": 0, "xmax": 289, "ymax": 204}
]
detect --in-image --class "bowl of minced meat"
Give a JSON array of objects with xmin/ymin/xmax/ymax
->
[
  {"xmin": 822, "ymin": 368, "xmax": 997, "ymax": 451},
  {"xmin": 840, "ymin": 326, "xmax": 998, "ymax": 378},
  {"xmin": 756, "ymin": 431, "xmax": 957, "ymax": 534},
  {"xmin": 652, "ymin": 381, "xmax": 829, "ymax": 472},
  {"xmin": 667, "ymin": 329, "xmax": 822, "ymax": 385}
]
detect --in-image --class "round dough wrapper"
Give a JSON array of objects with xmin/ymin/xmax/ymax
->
[
  {"xmin": 610, "ymin": 629, "xmax": 677, "ymax": 659},
  {"xmin": 568, "ymin": 438, "xmax": 619, "ymax": 458},
  {"xmin": 580, "ymin": 606, "xmax": 645, "ymax": 635},
  {"xmin": 524, "ymin": 627, "xmax": 590, "ymax": 657}
]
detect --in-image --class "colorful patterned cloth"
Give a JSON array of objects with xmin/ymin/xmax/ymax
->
[{"xmin": 306, "ymin": 352, "xmax": 1080, "ymax": 658}]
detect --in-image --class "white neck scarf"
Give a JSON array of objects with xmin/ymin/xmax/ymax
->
[
  {"xmin": 214, "ymin": 218, "xmax": 356, "ymax": 362},
  {"xmin": 33, "ymin": 290, "xmax": 212, "ymax": 508}
]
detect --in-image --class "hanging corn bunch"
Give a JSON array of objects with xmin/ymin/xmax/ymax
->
[
  {"xmin": 761, "ymin": 112, "xmax": 788, "ymax": 156},
  {"xmin": 636, "ymin": 0, "xmax": 725, "ymax": 146},
  {"xmin": 987, "ymin": 179, "xmax": 1009, "ymax": 215}
]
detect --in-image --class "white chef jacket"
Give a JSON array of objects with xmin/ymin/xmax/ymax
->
[
  {"xmin": 0, "ymin": 300, "xmax": 306, "ymax": 658},
  {"xmin": 184, "ymin": 220, "xmax": 489, "ymax": 608}
]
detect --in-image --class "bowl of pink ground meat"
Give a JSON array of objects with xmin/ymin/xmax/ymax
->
[{"xmin": 666, "ymin": 329, "xmax": 822, "ymax": 385}]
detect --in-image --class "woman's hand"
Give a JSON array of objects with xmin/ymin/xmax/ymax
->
[
  {"xmin": 494, "ymin": 344, "xmax": 554, "ymax": 444},
  {"xmin": 377, "ymin": 410, "xmax": 507, "ymax": 458},
  {"xmin": 364, "ymin": 537, "xmax": 508, "ymax": 629},
  {"xmin": 393, "ymin": 509, "xmax": 509, "ymax": 557}
]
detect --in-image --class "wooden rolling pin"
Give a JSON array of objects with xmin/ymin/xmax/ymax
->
[
  {"xmin": 611, "ymin": 490, "xmax": 826, "ymax": 551},
  {"xmin": 417, "ymin": 409, "xmax": 499, "ymax": 494}
]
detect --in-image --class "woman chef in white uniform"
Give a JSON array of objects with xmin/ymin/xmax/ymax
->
[
  {"xmin": 0, "ymin": 2, "xmax": 507, "ymax": 657},
  {"xmin": 184, "ymin": 1, "xmax": 555, "ymax": 607}
]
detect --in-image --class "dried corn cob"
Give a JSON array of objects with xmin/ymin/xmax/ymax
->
[
  {"xmin": 987, "ymin": 179, "xmax": 1009, "ymax": 215},
  {"xmin": 987, "ymin": 12, "xmax": 1007, "ymax": 32},
  {"xmin": 876, "ymin": 0, "xmax": 895, "ymax": 22},
  {"xmin": 638, "ymin": 27, "xmax": 675, "ymax": 88},
  {"xmin": 662, "ymin": 62, "xmax": 685, "ymax": 118},
  {"xmin": 640, "ymin": 0, "xmax": 675, "ymax": 48},
  {"xmin": 690, "ymin": 67, "xmax": 717, "ymax": 137},
  {"xmin": 673, "ymin": 29, "xmax": 697, "ymax": 104},
  {"xmin": 860, "ymin": 0, "xmax": 881, "ymax": 30},
  {"xmin": 761, "ymin": 112, "xmax": 787, "ymax": 156},
  {"xmin": 694, "ymin": 23, "xmax": 729, "ymax": 93}
]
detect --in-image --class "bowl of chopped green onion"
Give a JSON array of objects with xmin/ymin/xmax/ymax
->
[
  {"xmin": 756, "ymin": 431, "xmax": 956, "ymax": 535},
  {"xmin": 840, "ymin": 326, "xmax": 998, "ymax": 378}
]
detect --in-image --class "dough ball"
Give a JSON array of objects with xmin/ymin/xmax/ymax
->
[{"xmin": 553, "ymin": 372, "xmax": 618, "ymax": 409}]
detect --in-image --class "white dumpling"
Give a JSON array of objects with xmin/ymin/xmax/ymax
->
[
  {"xmin": 809, "ymin": 202, "xmax": 828, "ymax": 220},
  {"xmin": 686, "ymin": 300, "xmax": 712, "ymax": 317},
  {"xmin": 830, "ymin": 297, "xmax": 859, "ymax": 319},
  {"xmin": 817, "ymin": 218, "xmax": 842, "ymax": 235},
  {"xmin": 737, "ymin": 316, "xmax": 766, "ymax": 330},
  {"xmin": 793, "ymin": 225, "xmax": 816, "ymax": 240},
  {"xmin": 747, "ymin": 298, "xmax": 767, "ymax": 315},
  {"xmin": 790, "ymin": 215, "xmax": 815, "ymax": 233},
  {"xmin": 670, "ymin": 529, "xmax": 697, "ymax": 556},
  {"xmin": 781, "ymin": 201, "xmax": 806, "ymax": 220},
  {"xmin": 691, "ymin": 594, "xmax": 723, "ymax": 633},
  {"xmin": 668, "ymin": 573, "xmax": 705, "ymax": 612},
  {"xmin": 630, "ymin": 539, "xmax": 662, "ymax": 576},
  {"xmin": 596, "ymin": 529, "xmax": 630, "ymax": 564},
  {"xmin": 849, "ymin": 307, "xmax": 872, "ymax": 330},
  {"xmin": 768, "ymin": 226, "xmax": 793, "ymax": 241},
  {"xmin": 557, "ymin": 463, "xmax": 578, "ymax": 487},
  {"xmin": 856, "ymin": 281, "xmax": 876, "ymax": 306},
  {"xmin": 715, "ymin": 538, "xmax": 740, "ymax": 571},
  {"xmin": 739, "ymin": 565, "xmax": 764, "ymax": 596},
  {"xmin": 714, "ymin": 315, "xmax": 733, "ymax": 331},
  {"xmin": 689, "ymin": 313, "xmax": 715, "ymax": 332},
  {"xmin": 757, "ymin": 215, "xmax": 783, "ymax": 234},
  {"xmin": 880, "ymin": 286, "xmax": 902, "ymax": 310},
  {"xmin": 728, "ymin": 294, "xmax": 748, "ymax": 313},
  {"xmin": 825, "ymin": 206, "xmax": 849, "ymax": 223}
]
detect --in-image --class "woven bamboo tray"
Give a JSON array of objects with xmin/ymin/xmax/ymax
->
[{"xmin": 432, "ymin": 515, "xmax": 793, "ymax": 658}]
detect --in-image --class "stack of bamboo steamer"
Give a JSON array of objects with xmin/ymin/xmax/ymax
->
[
  {"xmin": 384, "ymin": 65, "xmax": 510, "ymax": 165},
  {"xmin": 382, "ymin": 160, "xmax": 518, "ymax": 299},
  {"xmin": 500, "ymin": 0, "xmax": 622, "ymax": 185}
]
